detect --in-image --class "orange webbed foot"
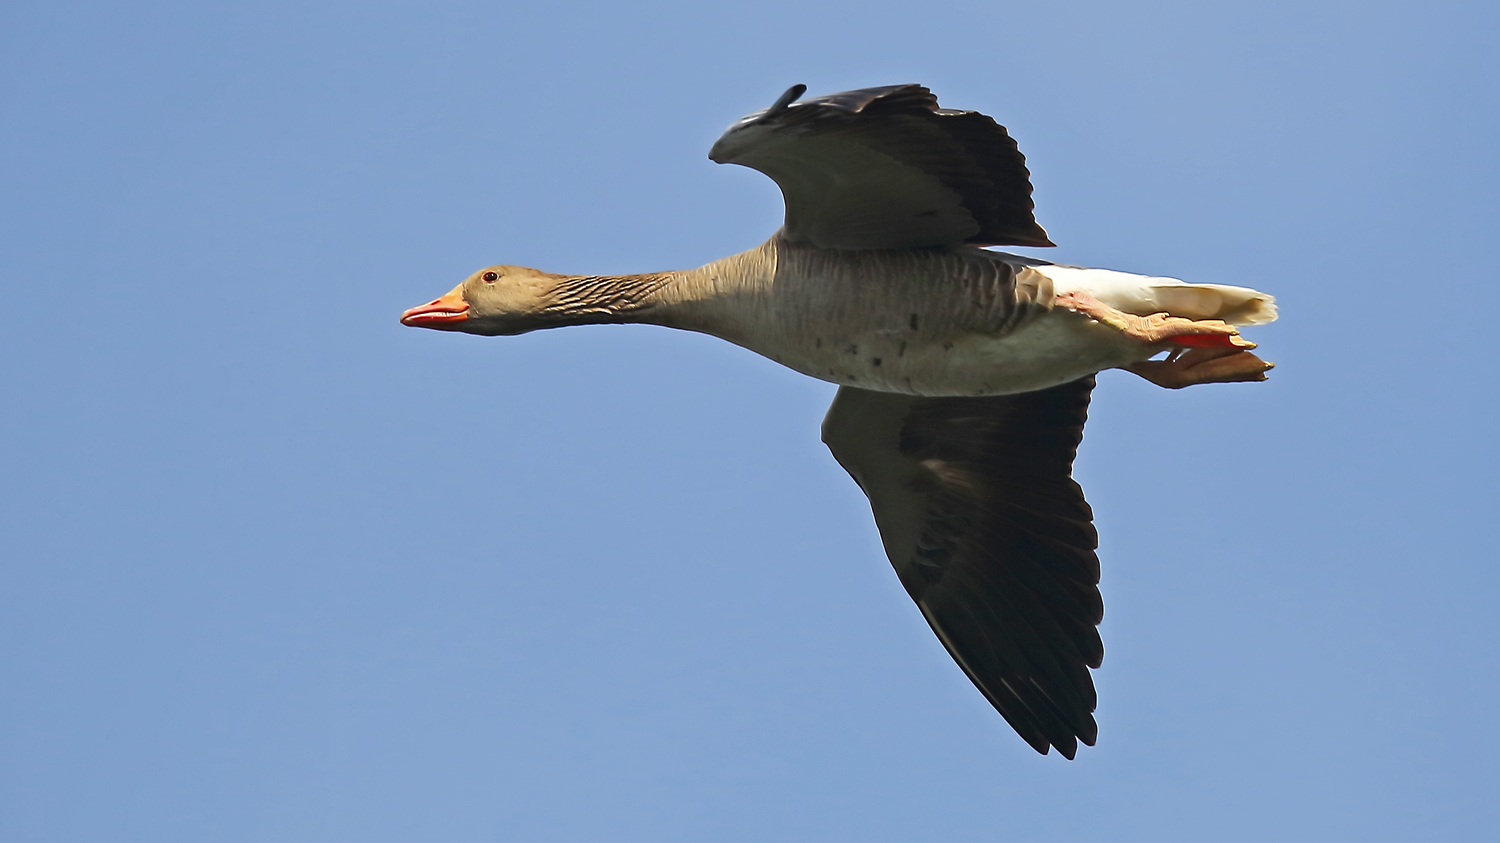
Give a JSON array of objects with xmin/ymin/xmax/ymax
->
[{"xmin": 1123, "ymin": 345, "xmax": 1274, "ymax": 389}]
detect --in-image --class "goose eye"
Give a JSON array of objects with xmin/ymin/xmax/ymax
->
[{"xmin": 482, "ymin": 271, "xmax": 499, "ymax": 283}]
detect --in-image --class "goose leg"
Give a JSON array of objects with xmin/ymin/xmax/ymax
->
[
  {"xmin": 1054, "ymin": 290, "xmax": 1257, "ymax": 349},
  {"xmin": 1056, "ymin": 291, "xmax": 1266, "ymax": 346},
  {"xmin": 1053, "ymin": 290, "xmax": 1272, "ymax": 388}
]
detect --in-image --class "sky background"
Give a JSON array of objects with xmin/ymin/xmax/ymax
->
[{"xmin": 3, "ymin": 1, "xmax": 1497, "ymax": 840}]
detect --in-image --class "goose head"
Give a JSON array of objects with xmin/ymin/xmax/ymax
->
[{"xmin": 400, "ymin": 265, "xmax": 570, "ymax": 336}]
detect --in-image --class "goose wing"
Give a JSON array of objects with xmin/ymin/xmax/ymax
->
[
  {"xmin": 709, "ymin": 84, "xmax": 1053, "ymax": 250},
  {"xmin": 821, "ymin": 377, "xmax": 1101, "ymax": 758}
]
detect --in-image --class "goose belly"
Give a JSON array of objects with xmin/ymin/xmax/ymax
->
[{"xmin": 758, "ymin": 309, "xmax": 1148, "ymax": 397}]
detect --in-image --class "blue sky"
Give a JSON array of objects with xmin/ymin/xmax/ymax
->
[{"xmin": 2, "ymin": 0, "xmax": 1496, "ymax": 840}]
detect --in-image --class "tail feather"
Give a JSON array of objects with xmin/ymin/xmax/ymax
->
[
  {"xmin": 1037, "ymin": 265, "xmax": 1278, "ymax": 327},
  {"xmin": 1150, "ymin": 283, "xmax": 1278, "ymax": 326}
]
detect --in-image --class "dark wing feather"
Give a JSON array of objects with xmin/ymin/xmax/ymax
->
[
  {"xmin": 710, "ymin": 84, "xmax": 1053, "ymax": 250},
  {"xmin": 821, "ymin": 377, "xmax": 1101, "ymax": 757}
]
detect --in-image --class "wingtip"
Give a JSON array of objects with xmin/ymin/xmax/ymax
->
[
  {"xmin": 1030, "ymin": 224, "xmax": 1057, "ymax": 248},
  {"xmin": 767, "ymin": 83, "xmax": 807, "ymax": 117}
]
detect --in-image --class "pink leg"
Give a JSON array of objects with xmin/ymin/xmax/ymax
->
[
  {"xmin": 1055, "ymin": 290, "xmax": 1256, "ymax": 349},
  {"xmin": 1054, "ymin": 291, "xmax": 1272, "ymax": 388}
]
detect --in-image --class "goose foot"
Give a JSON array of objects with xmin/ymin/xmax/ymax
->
[
  {"xmin": 1055, "ymin": 291, "xmax": 1256, "ymax": 349},
  {"xmin": 1123, "ymin": 345, "xmax": 1274, "ymax": 389}
]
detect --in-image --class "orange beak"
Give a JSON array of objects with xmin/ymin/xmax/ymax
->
[{"xmin": 400, "ymin": 286, "xmax": 469, "ymax": 329}]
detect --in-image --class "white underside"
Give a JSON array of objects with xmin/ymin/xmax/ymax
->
[
  {"xmin": 1034, "ymin": 264, "xmax": 1279, "ymax": 326},
  {"xmin": 771, "ymin": 310, "xmax": 1163, "ymax": 397}
]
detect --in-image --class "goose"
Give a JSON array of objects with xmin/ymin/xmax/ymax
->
[{"xmin": 401, "ymin": 84, "xmax": 1277, "ymax": 759}]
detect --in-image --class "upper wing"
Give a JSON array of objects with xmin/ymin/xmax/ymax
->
[
  {"xmin": 709, "ymin": 84, "xmax": 1053, "ymax": 250},
  {"xmin": 822, "ymin": 377, "xmax": 1101, "ymax": 758}
]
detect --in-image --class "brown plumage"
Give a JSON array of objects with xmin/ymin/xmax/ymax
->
[{"xmin": 402, "ymin": 84, "xmax": 1278, "ymax": 758}]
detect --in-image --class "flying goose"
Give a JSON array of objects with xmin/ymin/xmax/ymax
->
[{"xmin": 401, "ymin": 84, "xmax": 1277, "ymax": 759}]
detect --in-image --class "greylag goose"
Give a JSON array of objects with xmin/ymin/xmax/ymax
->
[{"xmin": 401, "ymin": 84, "xmax": 1277, "ymax": 759}]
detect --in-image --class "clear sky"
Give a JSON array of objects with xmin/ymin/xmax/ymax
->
[{"xmin": 3, "ymin": 1, "xmax": 1496, "ymax": 840}]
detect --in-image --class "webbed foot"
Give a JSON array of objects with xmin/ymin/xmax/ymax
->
[{"xmin": 1124, "ymin": 345, "xmax": 1274, "ymax": 389}]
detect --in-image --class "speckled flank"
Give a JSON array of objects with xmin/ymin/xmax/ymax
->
[{"xmin": 643, "ymin": 235, "xmax": 1144, "ymax": 397}]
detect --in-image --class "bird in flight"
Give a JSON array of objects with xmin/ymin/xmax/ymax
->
[{"xmin": 402, "ymin": 84, "xmax": 1276, "ymax": 758}]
